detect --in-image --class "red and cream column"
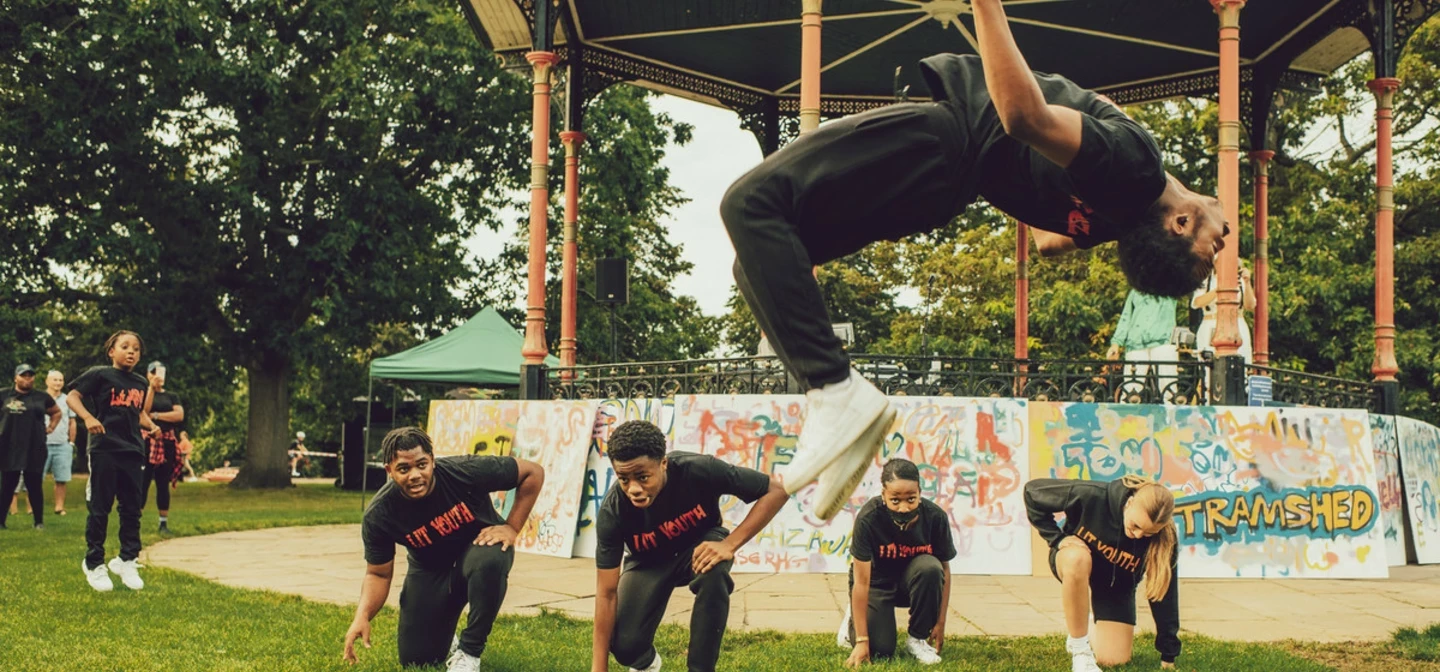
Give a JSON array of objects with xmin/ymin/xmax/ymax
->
[
  {"xmin": 1369, "ymin": 76, "xmax": 1402, "ymax": 385},
  {"xmin": 1209, "ymin": 0, "xmax": 1245, "ymax": 362},
  {"xmin": 521, "ymin": 51, "xmax": 557, "ymax": 369},
  {"xmin": 1250, "ymin": 149, "xmax": 1273, "ymax": 365},
  {"xmin": 799, "ymin": 0, "xmax": 823, "ymax": 133},
  {"xmin": 558, "ymin": 129, "xmax": 586, "ymax": 375}
]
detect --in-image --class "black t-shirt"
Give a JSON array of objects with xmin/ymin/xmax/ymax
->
[
  {"xmin": 849, "ymin": 497, "xmax": 957, "ymax": 587},
  {"xmin": 920, "ymin": 54, "xmax": 1168, "ymax": 248},
  {"xmin": 595, "ymin": 452, "xmax": 771, "ymax": 571},
  {"xmin": 67, "ymin": 366, "xmax": 149, "ymax": 455},
  {"xmin": 150, "ymin": 391, "xmax": 185, "ymax": 444},
  {"xmin": 362, "ymin": 455, "xmax": 519, "ymax": 571},
  {"xmin": 0, "ymin": 389, "xmax": 57, "ymax": 472}
]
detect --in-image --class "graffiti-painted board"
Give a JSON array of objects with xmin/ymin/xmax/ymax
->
[
  {"xmin": 1398, "ymin": 417, "xmax": 1440, "ymax": 564},
  {"xmin": 1370, "ymin": 414, "xmax": 1407, "ymax": 566},
  {"xmin": 427, "ymin": 400, "xmax": 522, "ymax": 517},
  {"xmin": 1031, "ymin": 403, "xmax": 1387, "ymax": 579},
  {"xmin": 506, "ymin": 400, "xmax": 600, "ymax": 558},
  {"xmin": 671, "ymin": 394, "xmax": 1033, "ymax": 575},
  {"xmin": 573, "ymin": 398, "xmax": 678, "ymax": 559}
]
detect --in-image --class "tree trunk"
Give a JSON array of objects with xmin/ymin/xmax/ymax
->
[{"xmin": 231, "ymin": 359, "xmax": 293, "ymax": 489}]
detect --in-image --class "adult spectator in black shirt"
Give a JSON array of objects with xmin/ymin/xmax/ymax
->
[
  {"xmin": 719, "ymin": 0, "xmax": 1230, "ymax": 523},
  {"xmin": 838, "ymin": 459, "xmax": 954, "ymax": 668},
  {"xmin": 1, "ymin": 363, "xmax": 61, "ymax": 530},
  {"xmin": 343, "ymin": 426, "xmax": 544, "ymax": 672},
  {"xmin": 590, "ymin": 421, "xmax": 788, "ymax": 672},
  {"xmin": 142, "ymin": 362, "xmax": 185, "ymax": 533}
]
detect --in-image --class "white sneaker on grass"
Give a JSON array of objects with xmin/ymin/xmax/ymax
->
[
  {"xmin": 629, "ymin": 651, "xmax": 661, "ymax": 672},
  {"xmin": 783, "ymin": 370, "xmax": 890, "ymax": 496},
  {"xmin": 905, "ymin": 635, "xmax": 942, "ymax": 665},
  {"xmin": 1070, "ymin": 646, "xmax": 1103, "ymax": 672},
  {"xmin": 82, "ymin": 559, "xmax": 113, "ymax": 592},
  {"xmin": 445, "ymin": 647, "xmax": 481, "ymax": 672},
  {"xmin": 811, "ymin": 404, "xmax": 896, "ymax": 520},
  {"xmin": 836, "ymin": 604, "xmax": 853, "ymax": 649},
  {"xmin": 107, "ymin": 557, "xmax": 145, "ymax": 590}
]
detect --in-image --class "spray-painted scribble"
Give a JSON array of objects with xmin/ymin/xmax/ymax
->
[
  {"xmin": 426, "ymin": 400, "xmax": 519, "ymax": 458},
  {"xmin": 507, "ymin": 400, "xmax": 601, "ymax": 558},
  {"xmin": 572, "ymin": 398, "xmax": 677, "ymax": 558},
  {"xmin": 1370, "ymin": 414, "xmax": 1407, "ymax": 566},
  {"xmin": 672, "ymin": 395, "xmax": 1032, "ymax": 575},
  {"xmin": 1398, "ymin": 417, "xmax": 1440, "ymax": 564},
  {"xmin": 1031, "ymin": 403, "xmax": 1387, "ymax": 579}
]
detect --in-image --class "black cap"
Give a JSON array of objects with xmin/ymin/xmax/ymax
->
[
  {"xmin": 15, "ymin": 364, "xmax": 35, "ymax": 376},
  {"xmin": 147, "ymin": 361, "xmax": 165, "ymax": 374}
]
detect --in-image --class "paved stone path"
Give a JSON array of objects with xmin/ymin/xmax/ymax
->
[{"xmin": 145, "ymin": 525, "xmax": 1440, "ymax": 642}]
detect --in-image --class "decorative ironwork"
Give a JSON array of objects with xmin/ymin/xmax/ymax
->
[
  {"xmin": 549, "ymin": 354, "xmax": 1215, "ymax": 406},
  {"xmin": 1245, "ymin": 364, "xmax": 1376, "ymax": 411}
]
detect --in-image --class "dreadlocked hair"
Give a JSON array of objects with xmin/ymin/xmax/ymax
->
[
  {"xmin": 1120, "ymin": 474, "xmax": 1177, "ymax": 602},
  {"xmin": 103, "ymin": 330, "xmax": 144, "ymax": 358},
  {"xmin": 381, "ymin": 426, "xmax": 434, "ymax": 465}
]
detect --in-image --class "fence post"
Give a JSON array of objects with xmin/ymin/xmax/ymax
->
[
  {"xmin": 1373, "ymin": 380, "xmax": 1400, "ymax": 414},
  {"xmin": 1213, "ymin": 355, "xmax": 1249, "ymax": 406}
]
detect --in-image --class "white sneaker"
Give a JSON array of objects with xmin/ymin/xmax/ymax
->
[
  {"xmin": 445, "ymin": 647, "xmax": 481, "ymax": 672},
  {"xmin": 450, "ymin": 635, "xmax": 460, "ymax": 657},
  {"xmin": 836, "ymin": 604, "xmax": 853, "ymax": 649},
  {"xmin": 107, "ymin": 557, "xmax": 145, "ymax": 590},
  {"xmin": 629, "ymin": 651, "xmax": 661, "ymax": 672},
  {"xmin": 905, "ymin": 635, "xmax": 942, "ymax": 665},
  {"xmin": 783, "ymin": 370, "xmax": 890, "ymax": 495},
  {"xmin": 1070, "ymin": 646, "xmax": 1103, "ymax": 672},
  {"xmin": 82, "ymin": 559, "xmax": 113, "ymax": 592},
  {"xmin": 811, "ymin": 405, "xmax": 896, "ymax": 520}
]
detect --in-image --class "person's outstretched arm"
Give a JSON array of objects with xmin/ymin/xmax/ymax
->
[
  {"xmin": 591, "ymin": 567, "xmax": 621, "ymax": 672},
  {"xmin": 972, "ymin": 0, "xmax": 1084, "ymax": 167},
  {"xmin": 476, "ymin": 458, "xmax": 545, "ymax": 550},
  {"xmin": 342, "ymin": 560, "xmax": 394, "ymax": 664},
  {"xmin": 692, "ymin": 474, "xmax": 787, "ymax": 574},
  {"xmin": 1030, "ymin": 227, "xmax": 1078, "ymax": 257}
]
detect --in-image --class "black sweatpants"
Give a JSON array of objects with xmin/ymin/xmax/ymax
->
[
  {"xmin": 85, "ymin": 450, "xmax": 144, "ymax": 569},
  {"xmin": 397, "ymin": 543, "xmax": 514, "ymax": 666},
  {"xmin": 612, "ymin": 528, "xmax": 735, "ymax": 672},
  {"xmin": 0, "ymin": 470, "xmax": 44, "ymax": 526},
  {"xmin": 721, "ymin": 101, "xmax": 977, "ymax": 389},
  {"xmin": 143, "ymin": 461, "xmax": 179, "ymax": 511},
  {"xmin": 847, "ymin": 555, "xmax": 947, "ymax": 659}
]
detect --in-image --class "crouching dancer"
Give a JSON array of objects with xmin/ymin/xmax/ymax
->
[
  {"xmin": 343, "ymin": 427, "xmax": 545, "ymax": 671},
  {"xmin": 591, "ymin": 421, "xmax": 788, "ymax": 672}
]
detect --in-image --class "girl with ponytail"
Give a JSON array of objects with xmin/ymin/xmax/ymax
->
[{"xmin": 1024, "ymin": 474, "xmax": 1180, "ymax": 671}]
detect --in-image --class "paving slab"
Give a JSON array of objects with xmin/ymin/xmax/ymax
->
[{"xmin": 145, "ymin": 524, "xmax": 1440, "ymax": 641}]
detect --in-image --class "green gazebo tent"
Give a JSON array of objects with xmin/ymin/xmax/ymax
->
[{"xmin": 369, "ymin": 307, "xmax": 559, "ymax": 386}]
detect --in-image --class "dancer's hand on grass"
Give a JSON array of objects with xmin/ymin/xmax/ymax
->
[
  {"xmin": 474, "ymin": 524, "xmax": 518, "ymax": 550},
  {"xmin": 845, "ymin": 641, "xmax": 870, "ymax": 668},
  {"xmin": 342, "ymin": 618, "xmax": 371, "ymax": 664},
  {"xmin": 930, "ymin": 620, "xmax": 945, "ymax": 652},
  {"xmin": 691, "ymin": 540, "xmax": 734, "ymax": 574},
  {"xmin": 1161, "ymin": 662, "xmax": 1174, "ymax": 669}
]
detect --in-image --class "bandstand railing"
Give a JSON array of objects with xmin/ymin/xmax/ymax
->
[
  {"xmin": 1245, "ymin": 363, "xmax": 1377, "ymax": 411},
  {"xmin": 547, "ymin": 354, "xmax": 1215, "ymax": 406}
]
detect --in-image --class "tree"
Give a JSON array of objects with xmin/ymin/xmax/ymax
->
[
  {"xmin": 479, "ymin": 85, "xmax": 721, "ymax": 364},
  {"xmin": 1, "ymin": 0, "xmax": 531, "ymax": 486}
]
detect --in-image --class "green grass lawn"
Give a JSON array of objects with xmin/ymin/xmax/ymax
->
[{"xmin": 0, "ymin": 478, "xmax": 1386, "ymax": 671}]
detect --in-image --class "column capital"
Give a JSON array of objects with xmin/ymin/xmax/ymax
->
[
  {"xmin": 1210, "ymin": 0, "xmax": 1244, "ymax": 26},
  {"xmin": 559, "ymin": 130, "xmax": 588, "ymax": 145},
  {"xmin": 525, "ymin": 51, "xmax": 557, "ymax": 67},
  {"xmin": 1249, "ymin": 149, "xmax": 1275, "ymax": 163},
  {"xmin": 1208, "ymin": 0, "xmax": 1246, "ymax": 10},
  {"xmin": 802, "ymin": 0, "xmax": 823, "ymax": 15},
  {"xmin": 1367, "ymin": 77, "xmax": 1402, "ymax": 102}
]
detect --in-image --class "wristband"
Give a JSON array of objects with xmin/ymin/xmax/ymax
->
[{"xmin": 854, "ymin": 636, "xmax": 869, "ymax": 643}]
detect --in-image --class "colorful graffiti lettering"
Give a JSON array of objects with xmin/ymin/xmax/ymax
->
[
  {"xmin": 507, "ymin": 400, "xmax": 600, "ymax": 559},
  {"xmin": 1174, "ymin": 486, "xmax": 1377, "ymax": 550},
  {"xmin": 1398, "ymin": 417, "xmax": 1440, "ymax": 564},
  {"xmin": 1370, "ymin": 414, "xmax": 1407, "ymax": 566}
]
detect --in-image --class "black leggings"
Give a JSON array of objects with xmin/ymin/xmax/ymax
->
[
  {"xmin": 397, "ymin": 543, "xmax": 514, "ymax": 666},
  {"xmin": 144, "ymin": 461, "xmax": 179, "ymax": 511},
  {"xmin": 610, "ymin": 528, "xmax": 735, "ymax": 672},
  {"xmin": 0, "ymin": 470, "xmax": 44, "ymax": 526},
  {"xmin": 85, "ymin": 451, "xmax": 144, "ymax": 569},
  {"xmin": 846, "ymin": 555, "xmax": 946, "ymax": 659},
  {"xmin": 721, "ymin": 102, "xmax": 974, "ymax": 388}
]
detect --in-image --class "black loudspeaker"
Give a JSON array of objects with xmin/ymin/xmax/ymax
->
[{"xmin": 596, "ymin": 257, "xmax": 629, "ymax": 305}]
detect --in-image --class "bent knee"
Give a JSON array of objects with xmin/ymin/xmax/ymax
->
[
  {"xmin": 910, "ymin": 555, "xmax": 945, "ymax": 583},
  {"xmin": 1056, "ymin": 546, "xmax": 1092, "ymax": 579},
  {"xmin": 1094, "ymin": 651, "xmax": 1132, "ymax": 667}
]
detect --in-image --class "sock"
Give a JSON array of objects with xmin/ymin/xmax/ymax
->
[
  {"xmin": 1067, "ymin": 635, "xmax": 1090, "ymax": 652},
  {"xmin": 159, "ymin": 516, "xmax": 167, "ymax": 523}
]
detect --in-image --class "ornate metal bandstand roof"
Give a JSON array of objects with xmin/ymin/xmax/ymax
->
[{"xmin": 460, "ymin": 0, "xmax": 1440, "ymax": 152}]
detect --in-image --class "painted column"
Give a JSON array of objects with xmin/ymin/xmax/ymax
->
[
  {"xmin": 559, "ymin": 130, "xmax": 586, "ymax": 376},
  {"xmin": 799, "ymin": 0, "xmax": 823, "ymax": 133},
  {"xmin": 1015, "ymin": 223, "xmax": 1029, "ymax": 362},
  {"xmin": 1250, "ymin": 150, "xmax": 1274, "ymax": 365},
  {"xmin": 1210, "ymin": 0, "xmax": 1245, "ymax": 360},
  {"xmin": 1370, "ymin": 77, "xmax": 1402, "ymax": 383},
  {"xmin": 521, "ymin": 51, "xmax": 557, "ymax": 365}
]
